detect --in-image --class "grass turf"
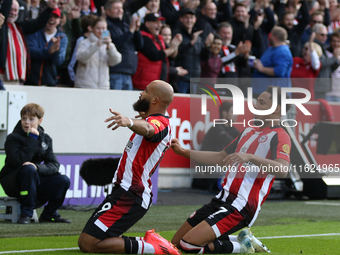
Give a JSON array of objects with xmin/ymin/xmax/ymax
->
[{"xmin": 1, "ymin": 200, "xmax": 340, "ymax": 254}]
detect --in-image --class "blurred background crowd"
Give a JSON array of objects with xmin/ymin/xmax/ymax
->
[{"xmin": 1, "ymin": 0, "xmax": 340, "ymax": 101}]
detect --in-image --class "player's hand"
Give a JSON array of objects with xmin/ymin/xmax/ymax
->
[
  {"xmin": 22, "ymin": 162, "xmax": 37, "ymax": 170},
  {"xmin": 105, "ymin": 108, "xmax": 131, "ymax": 130},
  {"xmin": 170, "ymin": 138, "xmax": 184, "ymax": 155},
  {"xmin": 223, "ymin": 153, "xmax": 252, "ymax": 166}
]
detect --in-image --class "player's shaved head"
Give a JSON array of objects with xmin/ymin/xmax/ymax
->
[{"xmin": 148, "ymin": 80, "xmax": 174, "ymax": 109}]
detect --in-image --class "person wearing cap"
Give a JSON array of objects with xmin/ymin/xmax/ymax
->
[
  {"xmin": 0, "ymin": 0, "xmax": 56, "ymax": 85},
  {"xmin": 24, "ymin": 7, "xmax": 68, "ymax": 86},
  {"xmin": 173, "ymin": 8, "xmax": 205, "ymax": 94},
  {"xmin": 132, "ymin": 12, "xmax": 182, "ymax": 90}
]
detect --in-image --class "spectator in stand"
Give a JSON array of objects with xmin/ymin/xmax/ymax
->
[
  {"xmin": 301, "ymin": 11, "xmax": 331, "ymax": 48},
  {"xmin": 133, "ymin": 0, "xmax": 160, "ymax": 24},
  {"xmin": 326, "ymin": 0, "xmax": 340, "ymax": 33},
  {"xmin": 160, "ymin": 23, "xmax": 188, "ymax": 92},
  {"xmin": 229, "ymin": 3, "xmax": 263, "ymax": 51},
  {"xmin": 24, "ymin": 8, "xmax": 68, "ymax": 86},
  {"xmin": 160, "ymin": 0, "xmax": 181, "ymax": 32},
  {"xmin": 94, "ymin": 0, "xmax": 149, "ymax": 25},
  {"xmin": 74, "ymin": 17, "xmax": 121, "ymax": 89},
  {"xmin": 0, "ymin": 0, "xmax": 55, "ymax": 85},
  {"xmin": 313, "ymin": 23, "xmax": 340, "ymax": 99},
  {"xmin": 68, "ymin": 14, "xmax": 97, "ymax": 83},
  {"xmin": 228, "ymin": 3, "xmax": 263, "ymax": 94},
  {"xmin": 279, "ymin": 0, "xmax": 310, "ymax": 57},
  {"xmin": 326, "ymin": 32, "xmax": 340, "ymax": 102},
  {"xmin": 174, "ymin": 8, "xmax": 205, "ymax": 93},
  {"xmin": 74, "ymin": 0, "xmax": 95, "ymax": 16},
  {"xmin": 182, "ymin": 0, "xmax": 200, "ymax": 11},
  {"xmin": 216, "ymin": 22, "xmax": 248, "ymax": 83},
  {"xmin": 291, "ymin": 32, "xmax": 322, "ymax": 100},
  {"xmin": 252, "ymin": 26, "xmax": 293, "ymax": 97},
  {"xmin": 132, "ymin": 13, "xmax": 182, "ymax": 90},
  {"xmin": 249, "ymin": 0, "xmax": 276, "ymax": 58},
  {"xmin": 195, "ymin": 0, "xmax": 231, "ymax": 42},
  {"xmin": 57, "ymin": 2, "xmax": 82, "ymax": 87},
  {"xmin": 106, "ymin": 0, "xmax": 143, "ymax": 90},
  {"xmin": 201, "ymin": 33, "xmax": 250, "ymax": 84}
]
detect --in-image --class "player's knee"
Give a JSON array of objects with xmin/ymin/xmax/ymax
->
[
  {"xmin": 180, "ymin": 238, "xmax": 202, "ymax": 254},
  {"xmin": 78, "ymin": 234, "xmax": 95, "ymax": 253}
]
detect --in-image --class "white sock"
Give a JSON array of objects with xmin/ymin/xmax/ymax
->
[
  {"xmin": 229, "ymin": 235, "xmax": 238, "ymax": 242},
  {"xmin": 231, "ymin": 241, "xmax": 242, "ymax": 253},
  {"xmin": 141, "ymin": 241, "xmax": 155, "ymax": 254}
]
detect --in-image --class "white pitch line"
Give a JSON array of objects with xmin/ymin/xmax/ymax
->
[
  {"xmin": 305, "ymin": 202, "xmax": 340, "ymax": 206},
  {"xmin": 0, "ymin": 247, "xmax": 78, "ymax": 254},
  {"xmin": 1, "ymin": 233, "xmax": 340, "ymax": 254},
  {"xmin": 258, "ymin": 233, "xmax": 340, "ymax": 239}
]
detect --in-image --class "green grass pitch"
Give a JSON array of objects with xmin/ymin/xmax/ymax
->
[{"xmin": 0, "ymin": 200, "xmax": 340, "ymax": 254}]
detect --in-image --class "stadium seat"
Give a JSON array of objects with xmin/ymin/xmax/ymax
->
[{"xmin": 0, "ymin": 197, "xmax": 38, "ymax": 223}]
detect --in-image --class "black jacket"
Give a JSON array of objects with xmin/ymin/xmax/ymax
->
[
  {"xmin": 0, "ymin": 121, "xmax": 60, "ymax": 181},
  {"xmin": 174, "ymin": 25, "xmax": 205, "ymax": 82},
  {"xmin": 107, "ymin": 16, "xmax": 143, "ymax": 75}
]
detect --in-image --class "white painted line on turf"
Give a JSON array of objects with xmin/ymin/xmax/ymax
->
[
  {"xmin": 0, "ymin": 247, "xmax": 78, "ymax": 254},
  {"xmin": 1, "ymin": 233, "xmax": 340, "ymax": 254},
  {"xmin": 258, "ymin": 233, "xmax": 340, "ymax": 239},
  {"xmin": 305, "ymin": 202, "xmax": 340, "ymax": 206}
]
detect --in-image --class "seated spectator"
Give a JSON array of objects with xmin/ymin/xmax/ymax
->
[
  {"xmin": 68, "ymin": 14, "xmax": 97, "ymax": 83},
  {"xmin": 105, "ymin": 0, "xmax": 143, "ymax": 90},
  {"xmin": 291, "ymin": 32, "xmax": 322, "ymax": 100},
  {"xmin": 0, "ymin": 103, "xmax": 71, "ymax": 224},
  {"xmin": 132, "ymin": 13, "xmax": 182, "ymax": 90},
  {"xmin": 279, "ymin": 0, "xmax": 310, "ymax": 57},
  {"xmin": 326, "ymin": 32, "xmax": 340, "ymax": 102},
  {"xmin": 24, "ymin": 8, "xmax": 68, "ymax": 86},
  {"xmin": 160, "ymin": 23, "xmax": 188, "ymax": 92},
  {"xmin": 313, "ymin": 23, "xmax": 340, "ymax": 99},
  {"xmin": 252, "ymin": 26, "xmax": 293, "ymax": 97},
  {"xmin": 75, "ymin": 17, "xmax": 121, "ymax": 89},
  {"xmin": 174, "ymin": 8, "xmax": 205, "ymax": 93},
  {"xmin": 0, "ymin": 0, "xmax": 55, "ymax": 85}
]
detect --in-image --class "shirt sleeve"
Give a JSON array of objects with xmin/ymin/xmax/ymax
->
[
  {"xmin": 270, "ymin": 130, "xmax": 291, "ymax": 162},
  {"xmin": 145, "ymin": 116, "xmax": 169, "ymax": 143}
]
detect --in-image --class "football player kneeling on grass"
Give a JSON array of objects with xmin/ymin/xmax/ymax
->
[{"xmin": 171, "ymin": 86, "xmax": 291, "ymax": 253}]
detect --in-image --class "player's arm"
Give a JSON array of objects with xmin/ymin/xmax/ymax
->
[
  {"xmin": 171, "ymin": 138, "xmax": 227, "ymax": 166},
  {"xmin": 223, "ymin": 153, "xmax": 289, "ymax": 178},
  {"xmin": 105, "ymin": 109, "xmax": 155, "ymax": 138}
]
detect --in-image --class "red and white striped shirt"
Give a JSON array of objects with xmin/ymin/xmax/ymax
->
[
  {"xmin": 217, "ymin": 126, "xmax": 291, "ymax": 226},
  {"xmin": 113, "ymin": 114, "xmax": 171, "ymax": 209}
]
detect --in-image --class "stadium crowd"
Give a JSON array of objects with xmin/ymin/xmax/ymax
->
[{"xmin": 1, "ymin": 0, "xmax": 340, "ymax": 100}]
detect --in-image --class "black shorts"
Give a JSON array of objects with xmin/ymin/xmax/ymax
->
[
  {"xmin": 82, "ymin": 186, "xmax": 149, "ymax": 240},
  {"xmin": 187, "ymin": 198, "xmax": 250, "ymax": 239}
]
